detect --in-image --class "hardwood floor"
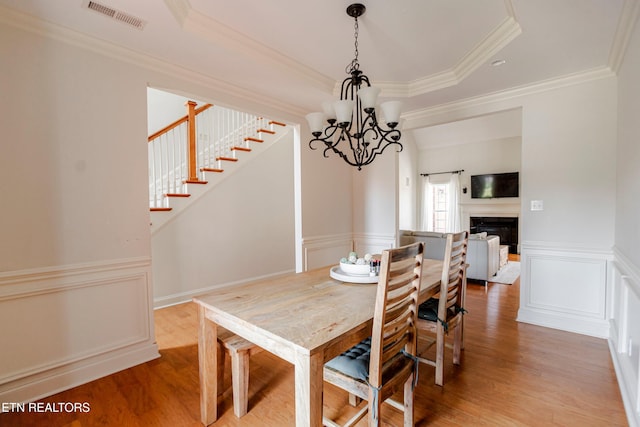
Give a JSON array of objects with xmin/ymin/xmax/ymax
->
[{"xmin": 1, "ymin": 260, "xmax": 628, "ymax": 426}]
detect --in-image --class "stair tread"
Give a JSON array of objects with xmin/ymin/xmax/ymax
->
[
  {"xmin": 257, "ymin": 128, "xmax": 276, "ymax": 134},
  {"xmin": 150, "ymin": 207, "xmax": 172, "ymax": 212},
  {"xmin": 269, "ymin": 120, "xmax": 286, "ymax": 127},
  {"xmin": 232, "ymin": 146, "xmax": 252, "ymax": 152},
  {"xmin": 216, "ymin": 157, "xmax": 238, "ymax": 162},
  {"xmin": 184, "ymin": 180, "xmax": 208, "ymax": 184},
  {"xmin": 165, "ymin": 193, "xmax": 191, "ymax": 197},
  {"xmin": 244, "ymin": 137, "xmax": 264, "ymax": 143},
  {"xmin": 201, "ymin": 167, "xmax": 224, "ymax": 173}
]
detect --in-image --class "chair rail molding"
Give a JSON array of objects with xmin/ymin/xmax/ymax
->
[
  {"xmin": 517, "ymin": 241, "xmax": 614, "ymax": 339},
  {"xmin": 0, "ymin": 257, "xmax": 159, "ymax": 404}
]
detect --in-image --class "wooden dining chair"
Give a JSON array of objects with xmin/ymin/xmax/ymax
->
[
  {"xmin": 216, "ymin": 328, "xmax": 262, "ymax": 417},
  {"xmin": 416, "ymin": 231, "xmax": 468, "ymax": 386},
  {"xmin": 323, "ymin": 242, "xmax": 424, "ymax": 427}
]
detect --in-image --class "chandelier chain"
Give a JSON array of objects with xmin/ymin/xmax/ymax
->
[{"xmin": 346, "ymin": 15, "xmax": 360, "ymax": 74}]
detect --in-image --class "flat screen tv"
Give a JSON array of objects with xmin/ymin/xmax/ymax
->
[{"xmin": 470, "ymin": 172, "xmax": 519, "ymax": 199}]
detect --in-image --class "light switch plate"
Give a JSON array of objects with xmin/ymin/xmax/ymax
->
[{"xmin": 531, "ymin": 200, "xmax": 544, "ymax": 211}]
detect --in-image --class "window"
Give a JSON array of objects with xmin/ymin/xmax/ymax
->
[
  {"xmin": 422, "ymin": 174, "xmax": 461, "ymax": 233},
  {"xmin": 431, "ymin": 184, "xmax": 449, "ymax": 232}
]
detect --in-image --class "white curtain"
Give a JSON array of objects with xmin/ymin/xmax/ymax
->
[
  {"xmin": 446, "ymin": 173, "xmax": 462, "ymax": 232},
  {"xmin": 421, "ymin": 176, "xmax": 434, "ymax": 231},
  {"xmin": 421, "ymin": 173, "xmax": 462, "ymax": 232}
]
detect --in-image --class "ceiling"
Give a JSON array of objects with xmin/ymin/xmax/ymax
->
[{"xmin": 0, "ymin": 0, "xmax": 633, "ymax": 149}]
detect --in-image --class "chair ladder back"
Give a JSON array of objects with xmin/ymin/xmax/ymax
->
[
  {"xmin": 369, "ymin": 242, "xmax": 424, "ymax": 389},
  {"xmin": 439, "ymin": 232, "xmax": 469, "ymax": 320}
]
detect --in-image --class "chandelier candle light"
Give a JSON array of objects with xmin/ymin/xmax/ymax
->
[{"xmin": 306, "ymin": 3, "xmax": 403, "ymax": 170}]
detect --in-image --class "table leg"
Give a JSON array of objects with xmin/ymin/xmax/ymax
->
[
  {"xmin": 198, "ymin": 305, "xmax": 218, "ymax": 426},
  {"xmin": 294, "ymin": 351, "xmax": 324, "ymax": 427}
]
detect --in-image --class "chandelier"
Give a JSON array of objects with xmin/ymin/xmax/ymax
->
[{"xmin": 306, "ymin": 3, "xmax": 402, "ymax": 170}]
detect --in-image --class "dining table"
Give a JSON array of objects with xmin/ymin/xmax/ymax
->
[{"xmin": 193, "ymin": 258, "xmax": 444, "ymax": 426}]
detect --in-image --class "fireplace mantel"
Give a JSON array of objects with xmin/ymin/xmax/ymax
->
[{"xmin": 461, "ymin": 202, "xmax": 520, "ymax": 222}]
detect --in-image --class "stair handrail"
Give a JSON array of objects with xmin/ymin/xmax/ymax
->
[{"xmin": 148, "ymin": 102, "xmax": 213, "ymax": 142}]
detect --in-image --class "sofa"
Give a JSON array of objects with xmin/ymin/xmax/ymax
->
[{"xmin": 399, "ymin": 230, "xmax": 500, "ymax": 284}]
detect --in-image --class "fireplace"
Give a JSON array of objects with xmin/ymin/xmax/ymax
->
[{"xmin": 470, "ymin": 216, "xmax": 518, "ymax": 253}]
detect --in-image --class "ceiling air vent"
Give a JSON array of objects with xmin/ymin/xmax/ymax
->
[{"xmin": 85, "ymin": 1, "xmax": 146, "ymax": 30}]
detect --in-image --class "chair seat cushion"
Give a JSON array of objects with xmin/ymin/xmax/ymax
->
[
  {"xmin": 418, "ymin": 298, "xmax": 439, "ymax": 322},
  {"xmin": 325, "ymin": 337, "xmax": 371, "ymax": 381}
]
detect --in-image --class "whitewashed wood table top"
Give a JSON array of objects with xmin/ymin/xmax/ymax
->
[{"xmin": 194, "ymin": 259, "xmax": 443, "ymax": 359}]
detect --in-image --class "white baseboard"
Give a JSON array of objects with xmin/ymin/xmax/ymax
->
[
  {"xmin": 0, "ymin": 342, "xmax": 159, "ymax": 405},
  {"xmin": 517, "ymin": 306, "xmax": 609, "ymax": 338}
]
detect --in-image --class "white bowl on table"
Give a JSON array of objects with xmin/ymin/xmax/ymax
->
[{"xmin": 339, "ymin": 261, "xmax": 371, "ymax": 276}]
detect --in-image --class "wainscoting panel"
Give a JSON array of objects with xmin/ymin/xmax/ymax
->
[
  {"xmin": 517, "ymin": 243, "xmax": 612, "ymax": 338},
  {"xmin": 528, "ymin": 256, "xmax": 606, "ymax": 317},
  {"xmin": 302, "ymin": 233, "xmax": 396, "ymax": 272},
  {"xmin": 0, "ymin": 258, "xmax": 159, "ymax": 403},
  {"xmin": 352, "ymin": 233, "xmax": 396, "ymax": 257},
  {"xmin": 302, "ymin": 234, "xmax": 354, "ymax": 271},
  {"xmin": 609, "ymin": 250, "xmax": 640, "ymax": 427}
]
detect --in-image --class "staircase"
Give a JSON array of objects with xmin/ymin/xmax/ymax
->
[{"xmin": 148, "ymin": 101, "xmax": 287, "ymax": 227}]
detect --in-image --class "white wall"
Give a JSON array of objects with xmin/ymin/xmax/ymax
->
[
  {"xmin": 152, "ymin": 130, "xmax": 296, "ymax": 306},
  {"xmin": 517, "ymin": 79, "xmax": 617, "ymax": 339},
  {"xmin": 398, "ymin": 133, "xmax": 419, "ymax": 230},
  {"xmin": 0, "ymin": 20, "xmax": 159, "ymax": 403},
  {"xmin": 298, "ymin": 127, "xmax": 355, "ymax": 270},
  {"xmin": 352, "ymin": 150, "xmax": 399, "ymax": 256},
  {"xmin": 147, "ymin": 88, "xmax": 207, "ymax": 135},
  {"xmin": 520, "ymin": 84, "xmax": 616, "ymax": 248},
  {"xmin": 610, "ymin": 12, "xmax": 640, "ymax": 427},
  {"xmin": 414, "ymin": 136, "xmax": 522, "ymax": 232}
]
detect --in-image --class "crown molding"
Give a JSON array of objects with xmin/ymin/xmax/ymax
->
[
  {"xmin": 402, "ymin": 66, "xmax": 616, "ymax": 129},
  {"xmin": 163, "ymin": 0, "xmax": 335, "ymax": 92},
  {"xmin": 453, "ymin": 14, "xmax": 521, "ymax": 83},
  {"xmin": 0, "ymin": 5, "xmax": 308, "ymax": 118},
  {"xmin": 357, "ymin": 1, "xmax": 522, "ymax": 98},
  {"xmin": 608, "ymin": 0, "xmax": 640, "ymax": 73}
]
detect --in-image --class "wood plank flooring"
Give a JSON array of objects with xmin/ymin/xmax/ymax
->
[{"xmin": 1, "ymin": 259, "xmax": 628, "ymax": 426}]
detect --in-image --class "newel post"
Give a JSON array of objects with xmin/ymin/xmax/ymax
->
[{"xmin": 186, "ymin": 100, "xmax": 198, "ymax": 182}]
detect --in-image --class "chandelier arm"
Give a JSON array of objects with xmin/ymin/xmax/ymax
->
[
  {"xmin": 364, "ymin": 131, "xmax": 403, "ymax": 156},
  {"xmin": 308, "ymin": 124, "xmax": 341, "ymax": 150},
  {"xmin": 341, "ymin": 129, "xmax": 362, "ymax": 165},
  {"xmin": 306, "ymin": 3, "xmax": 402, "ymax": 170},
  {"xmin": 328, "ymin": 145, "xmax": 360, "ymax": 168}
]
